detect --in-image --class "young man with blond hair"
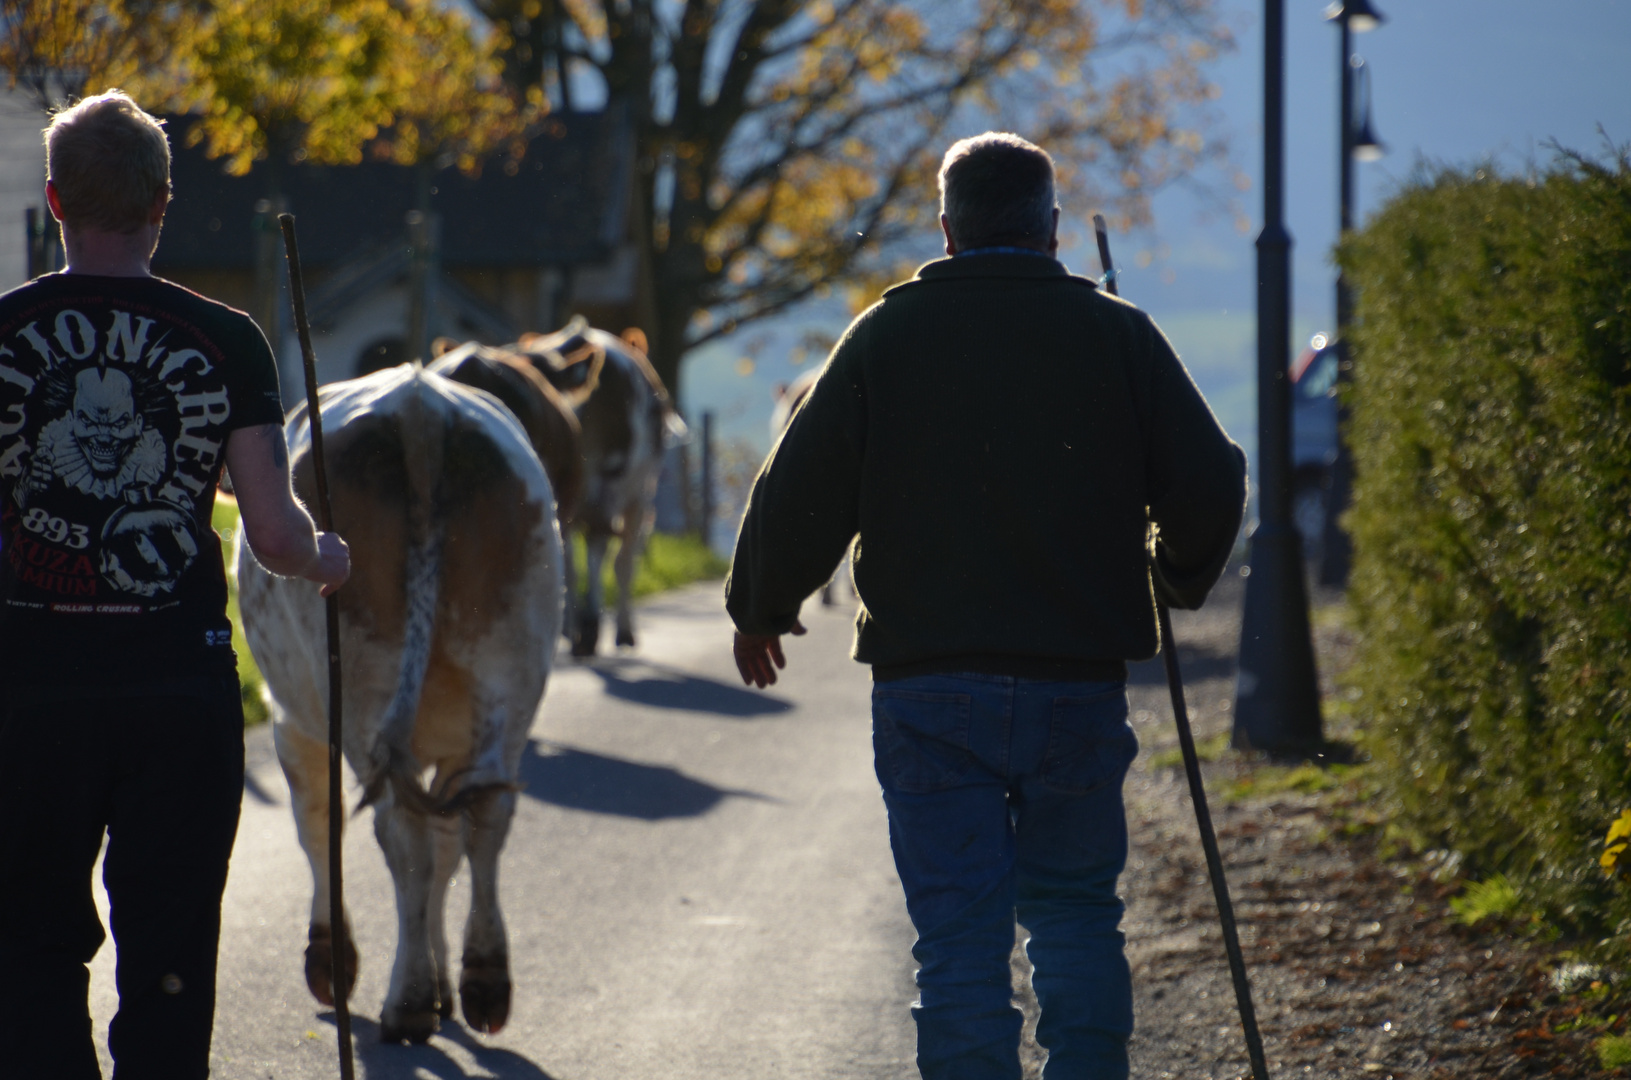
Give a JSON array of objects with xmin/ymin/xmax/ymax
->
[
  {"xmin": 0, "ymin": 90, "xmax": 348, "ymax": 1078},
  {"xmin": 728, "ymin": 132, "xmax": 1246, "ymax": 1078}
]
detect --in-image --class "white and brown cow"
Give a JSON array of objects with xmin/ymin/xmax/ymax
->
[
  {"xmin": 237, "ymin": 364, "xmax": 562, "ymax": 1043},
  {"xmin": 515, "ymin": 318, "xmax": 684, "ymax": 656}
]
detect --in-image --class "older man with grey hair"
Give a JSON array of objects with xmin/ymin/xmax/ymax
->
[{"xmin": 727, "ymin": 132, "xmax": 1246, "ymax": 1078}]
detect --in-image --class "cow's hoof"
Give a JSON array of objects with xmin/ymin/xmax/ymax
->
[
  {"xmin": 615, "ymin": 626, "xmax": 635, "ymax": 648},
  {"xmin": 460, "ymin": 958, "xmax": 512, "ymax": 1035},
  {"xmin": 379, "ymin": 1005, "xmax": 440, "ymax": 1044},
  {"xmin": 303, "ymin": 924, "xmax": 358, "ymax": 1007},
  {"xmin": 437, "ymin": 976, "xmax": 455, "ymax": 1020},
  {"xmin": 571, "ymin": 613, "xmax": 599, "ymax": 657}
]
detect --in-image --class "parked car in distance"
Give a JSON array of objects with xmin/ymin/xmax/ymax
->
[{"xmin": 1291, "ymin": 333, "xmax": 1340, "ymax": 561}]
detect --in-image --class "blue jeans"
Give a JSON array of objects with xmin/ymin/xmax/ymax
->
[{"xmin": 873, "ymin": 674, "xmax": 1138, "ymax": 1080}]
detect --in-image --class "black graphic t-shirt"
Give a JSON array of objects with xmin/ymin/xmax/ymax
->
[{"xmin": 0, "ymin": 273, "xmax": 283, "ymax": 686}]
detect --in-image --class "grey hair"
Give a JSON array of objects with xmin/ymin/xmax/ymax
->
[{"xmin": 938, "ymin": 132, "xmax": 1057, "ymax": 249}]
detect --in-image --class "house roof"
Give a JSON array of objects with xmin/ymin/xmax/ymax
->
[{"xmin": 152, "ymin": 105, "xmax": 632, "ymax": 274}]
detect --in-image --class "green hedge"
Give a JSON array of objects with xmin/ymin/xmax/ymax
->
[{"xmin": 1339, "ymin": 150, "xmax": 1631, "ymax": 950}]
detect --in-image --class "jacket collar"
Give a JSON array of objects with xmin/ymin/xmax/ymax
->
[{"xmin": 911, "ymin": 252, "xmax": 1090, "ymax": 285}]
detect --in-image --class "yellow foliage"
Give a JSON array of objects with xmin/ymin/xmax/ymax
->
[
  {"xmin": 130, "ymin": 0, "xmax": 405, "ymax": 174},
  {"xmin": 0, "ymin": 0, "xmax": 181, "ymax": 109},
  {"xmin": 370, "ymin": 0, "xmax": 532, "ymax": 172},
  {"xmin": 1604, "ymin": 810, "xmax": 1631, "ymax": 872}
]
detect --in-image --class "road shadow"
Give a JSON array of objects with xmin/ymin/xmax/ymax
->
[
  {"xmin": 320, "ymin": 1011, "xmax": 559, "ymax": 1079},
  {"xmin": 242, "ymin": 768, "xmax": 282, "ymax": 806},
  {"xmin": 518, "ymin": 739, "xmax": 774, "ymax": 820},
  {"xmin": 581, "ymin": 658, "xmax": 793, "ymax": 719}
]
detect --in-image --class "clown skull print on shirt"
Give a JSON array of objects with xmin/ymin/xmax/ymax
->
[{"xmin": 0, "ymin": 274, "xmax": 283, "ymax": 679}]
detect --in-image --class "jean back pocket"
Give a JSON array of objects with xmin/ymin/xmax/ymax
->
[
  {"xmin": 1042, "ymin": 688, "xmax": 1137, "ymax": 795},
  {"xmin": 873, "ymin": 689, "xmax": 976, "ymax": 794}
]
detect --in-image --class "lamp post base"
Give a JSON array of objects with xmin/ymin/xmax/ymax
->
[{"xmin": 1233, "ymin": 520, "xmax": 1324, "ymax": 753}]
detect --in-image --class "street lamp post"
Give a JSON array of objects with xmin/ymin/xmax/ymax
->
[
  {"xmin": 1319, "ymin": 0, "xmax": 1385, "ymax": 586},
  {"xmin": 1233, "ymin": 0, "xmax": 1324, "ymax": 754}
]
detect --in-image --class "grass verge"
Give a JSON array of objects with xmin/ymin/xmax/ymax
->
[
  {"xmin": 1146, "ymin": 730, "xmax": 1231, "ymax": 772},
  {"xmin": 213, "ymin": 497, "xmax": 269, "ymax": 726},
  {"xmin": 575, "ymin": 530, "xmax": 729, "ymax": 602}
]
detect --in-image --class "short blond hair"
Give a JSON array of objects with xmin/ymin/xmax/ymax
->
[{"xmin": 45, "ymin": 90, "xmax": 171, "ymax": 233}]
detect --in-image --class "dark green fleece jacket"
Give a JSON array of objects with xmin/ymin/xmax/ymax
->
[{"xmin": 725, "ymin": 252, "xmax": 1247, "ymax": 681}]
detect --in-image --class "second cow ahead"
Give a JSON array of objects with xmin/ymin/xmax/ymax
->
[{"xmin": 433, "ymin": 316, "xmax": 685, "ymax": 658}]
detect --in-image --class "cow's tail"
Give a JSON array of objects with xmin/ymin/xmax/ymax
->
[{"xmin": 358, "ymin": 374, "xmax": 450, "ymax": 816}]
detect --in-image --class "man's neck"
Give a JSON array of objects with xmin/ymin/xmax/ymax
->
[{"xmin": 61, "ymin": 225, "xmax": 159, "ymax": 278}]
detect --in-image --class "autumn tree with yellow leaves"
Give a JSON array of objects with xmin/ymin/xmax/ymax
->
[
  {"xmin": 368, "ymin": 0, "xmax": 541, "ymax": 360},
  {"xmin": 472, "ymin": 0, "xmax": 1235, "ymax": 389},
  {"xmin": 106, "ymin": 0, "xmax": 534, "ymax": 335},
  {"xmin": 4, "ymin": 0, "xmax": 1234, "ymax": 389},
  {"xmin": 0, "ymin": 0, "xmax": 187, "ymax": 111},
  {"xmin": 129, "ymin": 0, "xmax": 414, "ymax": 184}
]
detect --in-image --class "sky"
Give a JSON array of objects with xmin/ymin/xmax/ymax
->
[{"xmin": 679, "ymin": 0, "xmax": 1631, "ymax": 475}]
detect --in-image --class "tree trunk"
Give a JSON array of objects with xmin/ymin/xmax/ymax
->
[
  {"xmin": 404, "ymin": 161, "xmax": 439, "ymax": 362},
  {"xmin": 644, "ymin": 177, "xmax": 711, "ymax": 399},
  {"xmin": 251, "ymin": 194, "xmax": 287, "ymax": 344},
  {"xmin": 646, "ymin": 290, "xmax": 694, "ymax": 403},
  {"xmin": 252, "ymin": 132, "xmax": 293, "ymax": 343}
]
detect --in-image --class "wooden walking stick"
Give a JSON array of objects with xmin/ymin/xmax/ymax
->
[
  {"xmin": 279, "ymin": 213, "xmax": 356, "ymax": 1080},
  {"xmin": 1094, "ymin": 213, "xmax": 1270, "ymax": 1080}
]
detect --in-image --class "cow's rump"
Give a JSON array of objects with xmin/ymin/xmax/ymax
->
[{"xmin": 237, "ymin": 364, "xmax": 562, "ymax": 1042}]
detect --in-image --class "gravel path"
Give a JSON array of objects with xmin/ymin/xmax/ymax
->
[{"xmin": 1011, "ymin": 570, "xmax": 1629, "ymax": 1079}]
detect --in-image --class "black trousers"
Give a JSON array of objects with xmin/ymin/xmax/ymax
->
[{"xmin": 0, "ymin": 676, "xmax": 244, "ymax": 1080}]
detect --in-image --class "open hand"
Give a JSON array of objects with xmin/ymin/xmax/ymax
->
[{"xmin": 733, "ymin": 620, "xmax": 807, "ymax": 688}]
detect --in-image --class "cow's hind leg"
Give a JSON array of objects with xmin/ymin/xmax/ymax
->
[
  {"xmin": 460, "ymin": 785, "xmax": 517, "ymax": 1034},
  {"xmin": 426, "ymin": 810, "xmax": 464, "ymax": 1020},
  {"xmin": 561, "ymin": 524, "xmax": 579, "ymax": 645},
  {"xmin": 374, "ymin": 794, "xmax": 442, "ymax": 1043},
  {"xmin": 574, "ymin": 532, "xmax": 610, "ymax": 656},
  {"xmin": 274, "ymin": 721, "xmax": 358, "ymax": 1007},
  {"xmin": 612, "ymin": 507, "xmax": 648, "ymax": 648}
]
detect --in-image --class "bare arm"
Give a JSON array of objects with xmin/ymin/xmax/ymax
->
[{"xmin": 224, "ymin": 423, "xmax": 350, "ymax": 595}]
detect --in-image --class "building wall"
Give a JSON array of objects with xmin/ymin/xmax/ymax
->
[
  {"xmin": 449, "ymin": 265, "xmax": 552, "ymax": 334},
  {"xmin": 0, "ymin": 90, "xmax": 48, "ymax": 292},
  {"xmin": 293, "ymin": 284, "xmax": 410, "ymax": 388}
]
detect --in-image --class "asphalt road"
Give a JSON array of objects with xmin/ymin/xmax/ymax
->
[{"xmin": 88, "ymin": 582, "xmax": 919, "ymax": 1079}]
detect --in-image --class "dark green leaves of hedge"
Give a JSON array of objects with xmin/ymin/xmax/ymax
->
[{"xmin": 1340, "ymin": 149, "xmax": 1631, "ymax": 952}]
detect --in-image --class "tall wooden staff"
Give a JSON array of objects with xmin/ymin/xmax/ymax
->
[
  {"xmin": 1094, "ymin": 213, "xmax": 1269, "ymax": 1080},
  {"xmin": 278, "ymin": 213, "xmax": 356, "ymax": 1080}
]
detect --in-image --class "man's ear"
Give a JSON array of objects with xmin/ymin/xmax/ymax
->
[
  {"xmin": 149, "ymin": 189, "xmax": 169, "ymax": 225},
  {"xmin": 1047, "ymin": 206, "xmax": 1060, "ymax": 256},
  {"xmin": 941, "ymin": 213, "xmax": 958, "ymax": 256},
  {"xmin": 45, "ymin": 180, "xmax": 64, "ymax": 223}
]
